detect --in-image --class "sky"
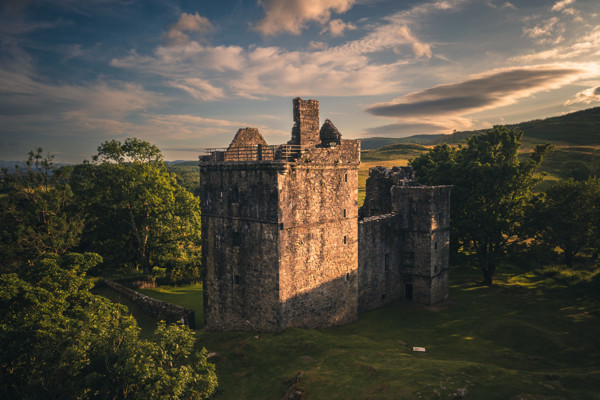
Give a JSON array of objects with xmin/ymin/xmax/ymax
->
[{"xmin": 1, "ymin": 0, "xmax": 599, "ymax": 163}]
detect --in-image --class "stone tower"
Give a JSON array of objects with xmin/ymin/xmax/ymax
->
[{"xmin": 199, "ymin": 98, "xmax": 360, "ymax": 331}]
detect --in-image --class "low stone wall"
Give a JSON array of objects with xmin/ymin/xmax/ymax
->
[{"xmin": 105, "ymin": 280, "xmax": 196, "ymax": 329}]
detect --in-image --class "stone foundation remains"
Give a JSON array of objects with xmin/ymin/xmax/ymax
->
[{"xmin": 105, "ymin": 280, "xmax": 196, "ymax": 328}]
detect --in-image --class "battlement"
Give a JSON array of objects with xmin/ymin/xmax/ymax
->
[{"xmin": 199, "ymin": 99, "xmax": 359, "ymax": 166}]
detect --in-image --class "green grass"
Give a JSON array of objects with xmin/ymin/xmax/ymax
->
[
  {"xmin": 194, "ymin": 266, "xmax": 600, "ymax": 400},
  {"xmin": 139, "ymin": 283, "xmax": 204, "ymax": 328}
]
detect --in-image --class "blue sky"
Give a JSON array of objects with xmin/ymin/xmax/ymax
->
[{"xmin": 1, "ymin": 0, "xmax": 599, "ymax": 163}]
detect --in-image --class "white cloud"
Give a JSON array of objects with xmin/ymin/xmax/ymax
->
[
  {"xmin": 564, "ymin": 86, "xmax": 600, "ymax": 105},
  {"xmin": 164, "ymin": 12, "xmax": 213, "ymax": 45},
  {"xmin": 321, "ymin": 19, "xmax": 357, "ymax": 37},
  {"xmin": 255, "ymin": 0, "xmax": 355, "ymax": 36},
  {"xmin": 552, "ymin": 0, "xmax": 575, "ymax": 12},
  {"xmin": 308, "ymin": 41, "xmax": 328, "ymax": 50}
]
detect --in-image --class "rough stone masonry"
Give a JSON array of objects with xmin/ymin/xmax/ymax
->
[{"xmin": 199, "ymin": 98, "xmax": 451, "ymax": 332}]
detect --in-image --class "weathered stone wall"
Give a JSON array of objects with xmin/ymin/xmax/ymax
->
[
  {"xmin": 105, "ymin": 280, "xmax": 195, "ymax": 328},
  {"xmin": 357, "ymin": 214, "xmax": 404, "ymax": 312},
  {"xmin": 392, "ymin": 185, "xmax": 451, "ymax": 305},
  {"xmin": 200, "ymin": 163, "xmax": 284, "ymax": 331},
  {"xmin": 278, "ymin": 163, "xmax": 359, "ymax": 328},
  {"xmin": 358, "ymin": 167, "xmax": 451, "ymax": 307}
]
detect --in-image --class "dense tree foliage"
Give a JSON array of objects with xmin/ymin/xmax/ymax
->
[
  {"xmin": 411, "ymin": 126, "xmax": 553, "ymax": 284},
  {"xmin": 535, "ymin": 178, "xmax": 600, "ymax": 266},
  {"xmin": 0, "ymin": 149, "xmax": 83, "ymax": 273},
  {"xmin": 0, "ymin": 253, "xmax": 217, "ymax": 399},
  {"xmin": 71, "ymin": 139, "xmax": 202, "ymax": 276}
]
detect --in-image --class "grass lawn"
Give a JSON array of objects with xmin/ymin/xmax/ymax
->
[
  {"xmin": 139, "ymin": 283, "xmax": 204, "ymax": 328},
  {"xmin": 193, "ymin": 265, "xmax": 600, "ymax": 400}
]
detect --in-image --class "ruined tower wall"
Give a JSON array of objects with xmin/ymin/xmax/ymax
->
[
  {"xmin": 290, "ymin": 98, "xmax": 320, "ymax": 147},
  {"xmin": 200, "ymin": 163, "xmax": 284, "ymax": 331},
  {"xmin": 392, "ymin": 186, "xmax": 451, "ymax": 305},
  {"xmin": 358, "ymin": 167, "xmax": 451, "ymax": 308},
  {"xmin": 278, "ymin": 143, "xmax": 360, "ymax": 328}
]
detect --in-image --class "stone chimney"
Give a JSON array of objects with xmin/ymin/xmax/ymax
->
[{"xmin": 290, "ymin": 97, "xmax": 320, "ymax": 147}]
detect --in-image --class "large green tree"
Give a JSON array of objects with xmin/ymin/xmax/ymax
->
[
  {"xmin": 0, "ymin": 252, "xmax": 217, "ymax": 399},
  {"xmin": 0, "ymin": 149, "xmax": 83, "ymax": 273},
  {"xmin": 411, "ymin": 126, "xmax": 553, "ymax": 284},
  {"xmin": 71, "ymin": 138, "xmax": 201, "ymax": 274}
]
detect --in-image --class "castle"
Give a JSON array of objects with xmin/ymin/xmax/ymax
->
[{"xmin": 198, "ymin": 98, "xmax": 451, "ymax": 332}]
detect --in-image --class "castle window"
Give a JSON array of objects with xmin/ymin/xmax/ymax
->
[
  {"xmin": 230, "ymin": 186, "xmax": 239, "ymax": 203},
  {"xmin": 405, "ymin": 284, "xmax": 413, "ymax": 300},
  {"xmin": 344, "ymin": 174, "xmax": 348, "ymax": 182},
  {"xmin": 279, "ymin": 223, "xmax": 284, "ymax": 230},
  {"xmin": 381, "ymin": 293, "xmax": 386, "ymax": 300},
  {"xmin": 343, "ymin": 209, "xmax": 346, "ymax": 218},
  {"xmin": 234, "ymin": 274, "xmax": 240, "ymax": 285},
  {"xmin": 346, "ymin": 273, "xmax": 350, "ymax": 281},
  {"xmin": 434, "ymin": 242, "xmax": 438, "ymax": 250},
  {"xmin": 232, "ymin": 231, "xmax": 240, "ymax": 246},
  {"xmin": 343, "ymin": 235, "xmax": 347, "ymax": 244}
]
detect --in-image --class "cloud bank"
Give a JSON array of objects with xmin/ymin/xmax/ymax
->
[{"xmin": 366, "ymin": 65, "xmax": 595, "ymax": 118}]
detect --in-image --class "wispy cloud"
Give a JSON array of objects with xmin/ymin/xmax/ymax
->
[
  {"xmin": 366, "ymin": 64, "xmax": 597, "ymax": 119},
  {"xmin": 164, "ymin": 12, "xmax": 213, "ymax": 45},
  {"xmin": 255, "ymin": 0, "xmax": 355, "ymax": 36},
  {"xmin": 511, "ymin": 25, "xmax": 600, "ymax": 62},
  {"xmin": 523, "ymin": 17, "xmax": 565, "ymax": 45}
]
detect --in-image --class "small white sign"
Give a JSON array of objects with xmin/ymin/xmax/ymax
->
[{"xmin": 412, "ymin": 347, "xmax": 426, "ymax": 352}]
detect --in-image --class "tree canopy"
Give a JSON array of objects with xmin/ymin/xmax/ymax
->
[
  {"xmin": 71, "ymin": 139, "xmax": 201, "ymax": 276},
  {"xmin": 411, "ymin": 126, "xmax": 553, "ymax": 284},
  {"xmin": 0, "ymin": 149, "xmax": 83, "ymax": 273},
  {"xmin": 0, "ymin": 252, "xmax": 217, "ymax": 399}
]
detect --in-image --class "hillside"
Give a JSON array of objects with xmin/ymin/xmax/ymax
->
[
  {"xmin": 433, "ymin": 106, "xmax": 600, "ymax": 146},
  {"xmin": 361, "ymin": 134, "xmax": 446, "ymax": 150}
]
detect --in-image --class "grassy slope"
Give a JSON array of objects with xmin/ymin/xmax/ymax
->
[{"xmin": 187, "ymin": 267, "xmax": 599, "ymax": 400}]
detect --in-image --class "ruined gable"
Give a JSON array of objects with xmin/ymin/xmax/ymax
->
[{"xmin": 225, "ymin": 127, "xmax": 271, "ymax": 161}]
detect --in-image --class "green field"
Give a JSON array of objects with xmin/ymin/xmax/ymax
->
[
  {"xmin": 131, "ymin": 265, "xmax": 600, "ymax": 399},
  {"xmin": 139, "ymin": 283, "xmax": 204, "ymax": 328}
]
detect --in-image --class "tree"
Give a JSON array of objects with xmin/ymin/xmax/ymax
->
[
  {"xmin": 536, "ymin": 178, "xmax": 600, "ymax": 266},
  {"xmin": 71, "ymin": 139, "xmax": 201, "ymax": 275},
  {"xmin": 411, "ymin": 126, "xmax": 553, "ymax": 284},
  {"xmin": 0, "ymin": 252, "xmax": 217, "ymax": 399},
  {"xmin": 0, "ymin": 149, "xmax": 83, "ymax": 273}
]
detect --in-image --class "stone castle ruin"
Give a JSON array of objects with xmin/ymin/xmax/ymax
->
[{"xmin": 198, "ymin": 98, "xmax": 451, "ymax": 331}]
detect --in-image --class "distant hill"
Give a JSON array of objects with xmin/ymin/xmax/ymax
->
[
  {"xmin": 434, "ymin": 106, "xmax": 600, "ymax": 146},
  {"xmin": 361, "ymin": 135, "xmax": 445, "ymax": 150},
  {"xmin": 361, "ymin": 143, "xmax": 430, "ymax": 162}
]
